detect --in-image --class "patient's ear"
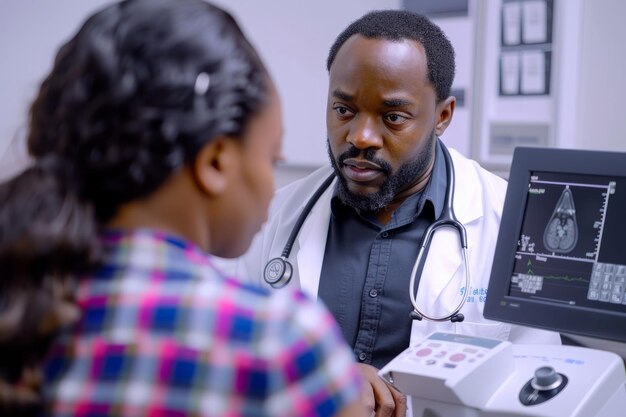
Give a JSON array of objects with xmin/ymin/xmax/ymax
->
[{"xmin": 192, "ymin": 136, "xmax": 240, "ymax": 196}]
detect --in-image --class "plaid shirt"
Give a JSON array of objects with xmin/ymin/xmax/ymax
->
[{"xmin": 43, "ymin": 229, "xmax": 361, "ymax": 416}]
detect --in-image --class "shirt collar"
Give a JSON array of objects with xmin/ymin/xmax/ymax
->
[
  {"xmin": 424, "ymin": 140, "xmax": 447, "ymax": 221},
  {"xmin": 99, "ymin": 228, "xmax": 214, "ymax": 272}
]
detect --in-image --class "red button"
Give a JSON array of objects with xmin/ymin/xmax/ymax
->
[
  {"xmin": 416, "ymin": 348, "xmax": 432, "ymax": 357},
  {"xmin": 450, "ymin": 353, "xmax": 466, "ymax": 362}
]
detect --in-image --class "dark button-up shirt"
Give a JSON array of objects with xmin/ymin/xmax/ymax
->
[{"xmin": 318, "ymin": 142, "xmax": 447, "ymax": 369}]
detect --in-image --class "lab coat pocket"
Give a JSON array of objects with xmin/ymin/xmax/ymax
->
[{"xmin": 454, "ymin": 321, "xmax": 511, "ymax": 341}]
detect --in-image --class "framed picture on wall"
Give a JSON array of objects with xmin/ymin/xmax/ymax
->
[
  {"xmin": 499, "ymin": 49, "xmax": 551, "ymax": 96},
  {"xmin": 499, "ymin": 0, "xmax": 553, "ymax": 97}
]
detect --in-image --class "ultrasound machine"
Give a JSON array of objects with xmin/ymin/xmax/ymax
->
[{"xmin": 379, "ymin": 147, "xmax": 626, "ymax": 417}]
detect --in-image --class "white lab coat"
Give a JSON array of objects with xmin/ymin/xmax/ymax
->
[{"xmin": 228, "ymin": 148, "xmax": 561, "ymax": 346}]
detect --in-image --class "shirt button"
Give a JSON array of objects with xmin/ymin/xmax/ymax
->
[
  {"xmin": 369, "ymin": 289, "xmax": 378, "ymax": 298},
  {"xmin": 358, "ymin": 352, "xmax": 367, "ymax": 361},
  {"xmin": 381, "ymin": 231, "xmax": 389, "ymax": 238}
]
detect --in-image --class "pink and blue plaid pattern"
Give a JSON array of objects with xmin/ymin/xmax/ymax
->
[{"xmin": 43, "ymin": 229, "xmax": 361, "ymax": 416}]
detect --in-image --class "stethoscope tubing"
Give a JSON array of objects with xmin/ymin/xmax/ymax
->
[
  {"xmin": 280, "ymin": 173, "xmax": 336, "ymax": 259},
  {"xmin": 408, "ymin": 143, "xmax": 469, "ymax": 322},
  {"xmin": 265, "ymin": 140, "xmax": 470, "ymax": 323},
  {"xmin": 408, "ymin": 233, "xmax": 470, "ymax": 322},
  {"xmin": 263, "ymin": 173, "xmax": 334, "ymax": 288}
]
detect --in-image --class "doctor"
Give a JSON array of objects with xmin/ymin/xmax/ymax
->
[{"xmin": 233, "ymin": 10, "xmax": 561, "ymax": 417}]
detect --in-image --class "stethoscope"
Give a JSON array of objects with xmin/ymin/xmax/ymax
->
[{"xmin": 263, "ymin": 141, "xmax": 469, "ymax": 323}]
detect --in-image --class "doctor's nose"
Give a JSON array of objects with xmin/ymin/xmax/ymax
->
[{"xmin": 347, "ymin": 117, "xmax": 382, "ymax": 150}]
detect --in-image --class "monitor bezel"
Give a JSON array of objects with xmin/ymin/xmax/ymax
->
[{"xmin": 484, "ymin": 146, "xmax": 626, "ymax": 343}]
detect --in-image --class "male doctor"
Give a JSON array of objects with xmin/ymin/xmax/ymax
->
[{"xmin": 232, "ymin": 10, "xmax": 561, "ymax": 416}]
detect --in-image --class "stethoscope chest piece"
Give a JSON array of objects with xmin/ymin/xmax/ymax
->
[{"xmin": 263, "ymin": 256, "xmax": 293, "ymax": 288}]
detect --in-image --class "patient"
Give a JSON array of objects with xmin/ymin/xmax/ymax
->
[{"xmin": 0, "ymin": 0, "xmax": 365, "ymax": 415}]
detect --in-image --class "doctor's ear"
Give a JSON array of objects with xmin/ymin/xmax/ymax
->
[
  {"xmin": 191, "ymin": 136, "xmax": 241, "ymax": 196},
  {"xmin": 435, "ymin": 96, "xmax": 456, "ymax": 137}
]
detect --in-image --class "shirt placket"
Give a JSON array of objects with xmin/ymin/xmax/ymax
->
[{"xmin": 353, "ymin": 231, "xmax": 392, "ymax": 364}]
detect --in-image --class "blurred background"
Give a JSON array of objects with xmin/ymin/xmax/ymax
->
[{"xmin": 1, "ymin": 0, "xmax": 625, "ymax": 185}]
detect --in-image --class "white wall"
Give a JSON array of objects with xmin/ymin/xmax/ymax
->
[
  {"xmin": 574, "ymin": 0, "xmax": 626, "ymax": 151},
  {"xmin": 432, "ymin": 11, "xmax": 477, "ymax": 158},
  {"xmin": 0, "ymin": 0, "xmax": 116, "ymax": 180},
  {"xmin": 553, "ymin": 0, "xmax": 626, "ymax": 153}
]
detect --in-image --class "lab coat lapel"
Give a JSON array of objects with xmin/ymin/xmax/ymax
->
[
  {"xmin": 417, "ymin": 149, "xmax": 484, "ymax": 314},
  {"xmin": 295, "ymin": 179, "xmax": 335, "ymax": 299}
]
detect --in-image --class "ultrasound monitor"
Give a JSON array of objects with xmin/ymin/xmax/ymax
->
[{"xmin": 484, "ymin": 147, "xmax": 626, "ymax": 343}]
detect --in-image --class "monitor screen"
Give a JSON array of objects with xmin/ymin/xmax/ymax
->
[{"xmin": 484, "ymin": 147, "xmax": 626, "ymax": 343}]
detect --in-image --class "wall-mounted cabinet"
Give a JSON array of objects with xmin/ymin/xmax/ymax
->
[{"xmin": 471, "ymin": 0, "xmax": 626, "ymax": 177}]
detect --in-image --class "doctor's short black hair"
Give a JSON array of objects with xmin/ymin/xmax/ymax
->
[{"xmin": 326, "ymin": 9, "xmax": 455, "ymax": 102}]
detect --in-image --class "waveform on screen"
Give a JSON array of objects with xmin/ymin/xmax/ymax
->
[{"xmin": 539, "ymin": 274, "xmax": 589, "ymax": 284}]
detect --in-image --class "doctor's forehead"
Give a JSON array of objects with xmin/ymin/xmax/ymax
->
[{"xmin": 328, "ymin": 36, "xmax": 431, "ymax": 97}]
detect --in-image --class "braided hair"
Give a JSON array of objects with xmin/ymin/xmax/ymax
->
[{"xmin": 0, "ymin": 2, "xmax": 270, "ymax": 402}]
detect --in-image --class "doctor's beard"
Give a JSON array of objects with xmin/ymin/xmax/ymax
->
[{"xmin": 326, "ymin": 131, "xmax": 436, "ymax": 213}]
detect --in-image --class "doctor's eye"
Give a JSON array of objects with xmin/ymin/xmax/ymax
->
[
  {"xmin": 383, "ymin": 113, "xmax": 408, "ymax": 125},
  {"xmin": 333, "ymin": 105, "xmax": 354, "ymax": 118}
]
